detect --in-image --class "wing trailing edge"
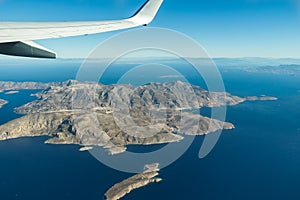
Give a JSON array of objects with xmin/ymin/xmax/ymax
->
[{"xmin": 0, "ymin": 41, "xmax": 56, "ymax": 59}]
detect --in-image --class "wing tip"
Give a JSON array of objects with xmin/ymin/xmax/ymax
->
[{"xmin": 129, "ymin": 0, "xmax": 164, "ymax": 25}]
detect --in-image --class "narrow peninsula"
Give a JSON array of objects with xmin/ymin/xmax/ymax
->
[{"xmin": 0, "ymin": 99, "xmax": 8, "ymax": 109}]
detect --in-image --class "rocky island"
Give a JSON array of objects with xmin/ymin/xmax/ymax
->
[
  {"xmin": 5, "ymin": 91, "xmax": 19, "ymax": 95},
  {"xmin": 105, "ymin": 163, "xmax": 162, "ymax": 200},
  {"xmin": 0, "ymin": 80, "xmax": 277, "ymax": 154}
]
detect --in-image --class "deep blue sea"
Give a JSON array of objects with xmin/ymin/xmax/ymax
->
[{"xmin": 0, "ymin": 61, "xmax": 300, "ymax": 200}]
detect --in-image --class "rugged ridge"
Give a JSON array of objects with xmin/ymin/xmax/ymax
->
[{"xmin": 15, "ymin": 80, "xmax": 246, "ymax": 114}]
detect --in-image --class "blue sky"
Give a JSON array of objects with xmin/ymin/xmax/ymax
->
[{"xmin": 0, "ymin": 0, "xmax": 300, "ymax": 58}]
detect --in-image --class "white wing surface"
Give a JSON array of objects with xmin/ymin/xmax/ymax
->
[{"xmin": 0, "ymin": 0, "xmax": 163, "ymax": 58}]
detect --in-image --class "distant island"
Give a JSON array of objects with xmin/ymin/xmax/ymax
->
[{"xmin": 0, "ymin": 80, "xmax": 277, "ymax": 154}]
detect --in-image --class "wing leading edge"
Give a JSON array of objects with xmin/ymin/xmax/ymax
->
[{"xmin": 0, "ymin": 0, "xmax": 163, "ymax": 58}]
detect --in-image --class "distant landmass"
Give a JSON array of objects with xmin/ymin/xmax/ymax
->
[
  {"xmin": 213, "ymin": 58, "xmax": 300, "ymax": 68},
  {"xmin": 245, "ymin": 64, "xmax": 300, "ymax": 75},
  {"xmin": 0, "ymin": 81, "xmax": 56, "ymax": 91},
  {"xmin": 0, "ymin": 80, "xmax": 277, "ymax": 154}
]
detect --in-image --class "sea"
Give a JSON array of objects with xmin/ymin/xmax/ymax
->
[{"xmin": 0, "ymin": 59, "xmax": 300, "ymax": 200}]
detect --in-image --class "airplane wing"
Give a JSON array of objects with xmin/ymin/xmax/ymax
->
[{"xmin": 0, "ymin": 0, "xmax": 163, "ymax": 58}]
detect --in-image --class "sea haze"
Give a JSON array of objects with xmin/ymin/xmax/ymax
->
[{"xmin": 0, "ymin": 61, "xmax": 300, "ymax": 199}]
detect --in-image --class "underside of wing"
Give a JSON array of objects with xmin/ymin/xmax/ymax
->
[{"xmin": 0, "ymin": 41, "xmax": 56, "ymax": 58}]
